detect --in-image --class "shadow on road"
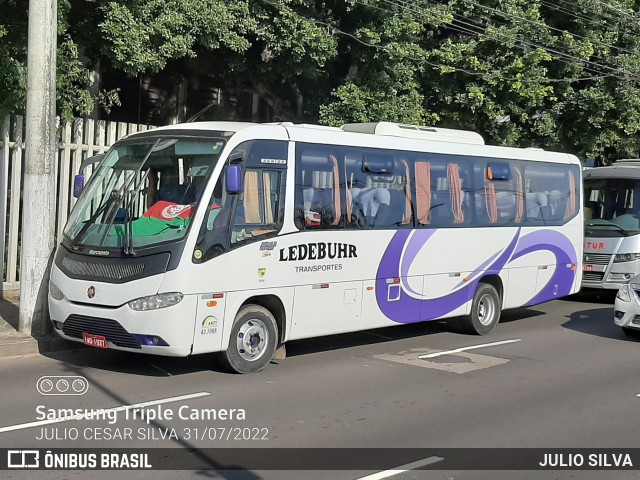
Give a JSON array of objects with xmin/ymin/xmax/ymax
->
[
  {"xmin": 499, "ymin": 307, "xmax": 545, "ymax": 324},
  {"xmin": 563, "ymin": 306, "xmax": 639, "ymax": 342},
  {"xmin": 286, "ymin": 320, "xmax": 449, "ymax": 357},
  {"xmin": 40, "ymin": 346, "xmax": 230, "ymax": 376},
  {"xmin": 565, "ymin": 289, "xmax": 617, "ymax": 305}
]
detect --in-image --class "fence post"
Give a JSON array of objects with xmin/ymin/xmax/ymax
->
[{"xmin": 0, "ymin": 116, "xmax": 9, "ymax": 294}]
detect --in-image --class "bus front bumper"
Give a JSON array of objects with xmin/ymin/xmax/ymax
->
[
  {"xmin": 614, "ymin": 282, "xmax": 640, "ymax": 331},
  {"xmin": 49, "ymin": 294, "xmax": 197, "ymax": 357}
]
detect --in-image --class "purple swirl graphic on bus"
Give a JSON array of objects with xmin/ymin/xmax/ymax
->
[{"xmin": 375, "ymin": 228, "xmax": 577, "ymax": 323}]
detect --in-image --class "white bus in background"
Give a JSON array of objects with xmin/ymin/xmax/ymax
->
[
  {"xmin": 583, "ymin": 160, "xmax": 640, "ymax": 289},
  {"xmin": 49, "ymin": 121, "xmax": 583, "ymax": 373}
]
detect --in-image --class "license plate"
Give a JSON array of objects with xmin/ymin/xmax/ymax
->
[
  {"xmin": 82, "ymin": 333, "xmax": 108, "ymax": 349},
  {"xmin": 584, "ymin": 264, "xmax": 594, "ymax": 272}
]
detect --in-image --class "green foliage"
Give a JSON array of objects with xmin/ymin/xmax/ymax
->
[
  {"xmin": 57, "ymin": 37, "xmax": 120, "ymax": 123},
  {"xmin": 99, "ymin": 0, "xmax": 255, "ymax": 74},
  {"xmin": 0, "ymin": 0, "xmax": 28, "ymax": 116},
  {"xmin": 4, "ymin": 0, "xmax": 640, "ymax": 159},
  {"xmin": 0, "ymin": 0, "xmax": 120, "ymax": 119}
]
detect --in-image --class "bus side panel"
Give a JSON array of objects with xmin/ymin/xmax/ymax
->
[
  {"xmin": 191, "ymin": 293, "xmax": 226, "ymax": 355},
  {"xmin": 290, "ymin": 281, "xmax": 363, "ymax": 340},
  {"xmin": 421, "ymin": 272, "xmax": 471, "ymax": 319},
  {"xmin": 502, "ymin": 266, "xmax": 537, "ymax": 309}
]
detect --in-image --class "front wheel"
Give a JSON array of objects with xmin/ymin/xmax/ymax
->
[
  {"xmin": 458, "ymin": 283, "xmax": 501, "ymax": 335},
  {"xmin": 219, "ymin": 305, "xmax": 278, "ymax": 374}
]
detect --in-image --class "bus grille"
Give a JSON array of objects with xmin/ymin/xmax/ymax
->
[
  {"xmin": 62, "ymin": 315, "xmax": 141, "ymax": 349},
  {"xmin": 582, "ymin": 272, "xmax": 605, "ymax": 282},
  {"xmin": 61, "ymin": 257, "xmax": 145, "ymax": 281},
  {"xmin": 583, "ymin": 253, "xmax": 611, "ymax": 265}
]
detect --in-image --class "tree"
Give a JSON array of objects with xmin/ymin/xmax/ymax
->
[{"xmin": 0, "ymin": 0, "xmax": 119, "ymax": 120}]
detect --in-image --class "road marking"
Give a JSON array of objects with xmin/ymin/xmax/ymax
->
[
  {"xmin": 375, "ymin": 349, "xmax": 509, "ymax": 373},
  {"xmin": 354, "ymin": 456, "xmax": 444, "ymax": 480},
  {"xmin": 417, "ymin": 339, "xmax": 522, "ymax": 359},
  {"xmin": 0, "ymin": 391, "xmax": 210, "ymax": 433}
]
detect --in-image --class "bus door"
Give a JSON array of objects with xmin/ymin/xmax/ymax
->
[{"xmin": 189, "ymin": 139, "xmax": 289, "ymax": 354}]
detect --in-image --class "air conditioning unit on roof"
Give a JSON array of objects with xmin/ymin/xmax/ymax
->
[{"xmin": 340, "ymin": 122, "xmax": 485, "ymax": 145}]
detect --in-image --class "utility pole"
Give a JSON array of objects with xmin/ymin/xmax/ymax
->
[{"xmin": 19, "ymin": 0, "xmax": 57, "ymax": 335}]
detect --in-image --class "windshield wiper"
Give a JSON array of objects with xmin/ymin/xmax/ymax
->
[
  {"xmin": 98, "ymin": 140, "xmax": 159, "ymax": 250},
  {"xmin": 585, "ymin": 220, "xmax": 631, "ymax": 236},
  {"xmin": 71, "ymin": 190, "xmax": 122, "ymax": 248},
  {"xmin": 122, "ymin": 168, "xmax": 152, "ymax": 255}
]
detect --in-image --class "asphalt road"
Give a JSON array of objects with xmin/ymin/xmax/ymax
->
[{"xmin": 1, "ymin": 290, "xmax": 639, "ymax": 480}]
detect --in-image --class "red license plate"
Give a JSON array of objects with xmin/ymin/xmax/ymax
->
[
  {"xmin": 83, "ymin": 333, "xmax": 108, "ymax": 349},
  {"xmin": 583, "ymin": 264, "xmax": 594, "ymax": 272}
]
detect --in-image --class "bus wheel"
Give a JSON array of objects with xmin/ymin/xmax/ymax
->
[
  {"xmin": 459, "ymin": 283, "xmax": 501, "ymax": 335},
  {"xmin": 220, "ymin": 305, "xmax": 278, "ymax": 374}
]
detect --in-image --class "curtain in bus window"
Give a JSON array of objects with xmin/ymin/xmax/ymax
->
[
  {"xmin": 485, "ymin": 182, "xmax": 498, "ymax": 224},
  {"xmin": 344, "ymin": 159, "xmax": 353, "ymax": 223},
  {"xmin": 330, "ymin": 155, "xmax": 342, "ymax": 226},
  {"xmin": 243, "ymin": 170, "xmax": 261, "ymax": 223},
  {"xmin": 564, "ymin": 170, "xmax": 576, "ymax": 220},
  {"xmin": 401, "ymin": 159, "xmax": 413, "ymax": 225},
  {"xmin": 263, "ymin": 171, "xmax": 274, "ymax": 224},
  {"xmin": 514, "ymin": 167, "xmax": 524, "ymax": 223},
  {"xmin": 448, "ymin": 163, "xmax": 464, "ymax": 223},
  {"xmin": 415, "ymin": 161, "xmax": 431, "ymax": 225}
]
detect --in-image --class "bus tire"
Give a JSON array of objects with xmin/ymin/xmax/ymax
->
[
  {"xmin": 219, "ymin": 305, "xmax": 278, "ymax": 374},
  {"xmin": 459, "ymin": 283, "xmax": 501, "ymax": 335}
]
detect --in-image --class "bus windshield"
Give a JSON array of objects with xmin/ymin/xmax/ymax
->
[
  {"xmin": 64, "ymin": 136, "xmax": 226, "ymax": 251},
  {"xmin": 584, "ymin": 177, "xmax": 640, "ymax": 236}
]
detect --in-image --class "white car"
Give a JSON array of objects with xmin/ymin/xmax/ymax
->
[{"xmin": 614, "ymin": 279, "xmax": 640, "ymax": 335}]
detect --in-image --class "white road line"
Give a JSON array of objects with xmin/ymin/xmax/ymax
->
[
  {"xmin": 0, "ymin": 391, "xmax": 210, "ymax": 433},
  {"xmin": 355, "ymin": 456, "xmax": 445, "ymax": 480},
  {"xmin": 417, "ymin": 339, "xmax": 522, "ymax": 359}
]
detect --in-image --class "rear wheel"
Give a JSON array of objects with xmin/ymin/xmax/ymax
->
[
  {"xmin": 219, "ymin": 305, "xmax": 278, "ymax": 374},
  {"xmin": 458, "ymin": 283, "xmax": 501, "ymax": 335}
]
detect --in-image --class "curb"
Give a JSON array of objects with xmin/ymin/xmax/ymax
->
[{"xmin": 0, "ymin": 333, "xmax": 77, "ymax": 359}]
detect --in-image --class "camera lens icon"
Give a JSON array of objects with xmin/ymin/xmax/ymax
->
[{"xmin": 37, "ymin": 376, "xmax": 89, "ymax": 395}]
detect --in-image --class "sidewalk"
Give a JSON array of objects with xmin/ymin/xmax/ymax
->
[{"xmin": 0, "ymin": 292, "xmax": 75, "ymax": 359}]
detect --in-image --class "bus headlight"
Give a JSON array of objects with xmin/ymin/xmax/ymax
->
[
  {"xmin": 614, "ymin": 253, "xmax": 640, "ymax": 262},
  {"xmin": 128, "ymin": 292, "xmax": 184, "ymax": 311},
  {"xmin": 49, "ymin": 282, "xmax": 64, "ymax": 301},
  {"xmin": 617, "ymin": 283, "xmax": 631, "ymax": 303}
]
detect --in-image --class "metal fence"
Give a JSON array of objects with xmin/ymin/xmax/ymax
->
[{"xmin": 0, "ymin": 115, "xmax": 156, "ymax": 290}]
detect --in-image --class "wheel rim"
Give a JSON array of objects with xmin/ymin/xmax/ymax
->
[
  {"xmin": 236, "ymin": 319, "xmax": 269, "ymax": 362},
  {"xmin": 476, "ymin": 293, "xmax": 496, "ymax": 326}
]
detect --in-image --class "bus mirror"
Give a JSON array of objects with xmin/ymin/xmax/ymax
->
[
  {"xmin": 225, "ymin": 165, "xmax": 243, "ymax": 194},
  {"xmin": 73, "ymin": 174, "xmax": 85, "ymax": 198}
]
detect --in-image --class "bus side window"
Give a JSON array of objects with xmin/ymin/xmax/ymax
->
[
  {"xmin": 193, "ymin": 175, "xmax": 232, "ymax": 262},
  {"xmin": 294, "ymin": 146, "xmax": 343, "ymax": 230},
  {"xmin": 231, "ymin": 169, "xmax": 284, "ymax": 245},
  {"xmin": 524, "ymin": 163, "xmax": 579, "ymax": 225}
]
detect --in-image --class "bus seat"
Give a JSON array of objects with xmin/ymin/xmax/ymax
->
[
  {"xmin": 352, "ymin": 187, "xmax": 390, "ymax": 227},
  {"xmin": 547, "ymin": 190, "xmax": 566, "ymax": 220},
  {"xmin": 526, "ymin": 192, "xmax": 547, "ymax": 220},
  {"xmin": 496, "ymin": 191, "xmax": 516, "ymax": 219}
]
